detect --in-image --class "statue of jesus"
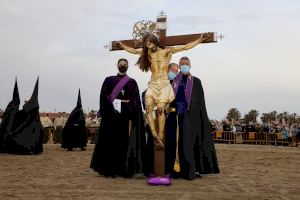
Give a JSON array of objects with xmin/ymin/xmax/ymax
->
[{"xmin": 119, "ymin": 33, "xmax": 208, "ymax": 146}]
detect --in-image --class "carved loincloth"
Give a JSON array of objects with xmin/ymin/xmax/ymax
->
[{"xmin": 145, "ymin": 79, "xmax": 175, "ymax": 104}]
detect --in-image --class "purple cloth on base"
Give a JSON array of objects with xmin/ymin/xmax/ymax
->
[{"xmin": 147, "ymin": 174, "xmax": 171, "ymax": 186}]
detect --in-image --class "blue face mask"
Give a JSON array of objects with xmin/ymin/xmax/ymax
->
[
  {"xmin": 168, "ymin": 71, "xmax": 177, "ymax": 80},
  {"xmin": 180, "ymin": 65, "xmax": 190, "ymax": 74}
]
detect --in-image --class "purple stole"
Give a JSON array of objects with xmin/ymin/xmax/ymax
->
[
  {"xmin": 171, "ymin": 73, "xmax": 194, "ymax": 109},
  {"xmin": 109, "ymin": 75, "xmax": 130, "ymax": 102},
  {"xmin": 97, "ymin": 75, "xmax": 130, "ymax": 118}
]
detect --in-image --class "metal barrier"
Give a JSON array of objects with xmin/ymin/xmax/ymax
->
[
  {"xmin": 256, "ymin": 132, "xmax": 268, "ymax": 145},
  {"xmin": 223, "ymin": 131, "xmax": 235, "ymax": 144},
  {"xmin": 276, "ymin": 132, "xmax": 289, "ymax": 146},
  {"xmin": 214, "ymin": 131, "xmax": 235, "ymax": 143},
  {"xmin": 213, "ymin": 131, "xmax": 297, "ymax": 146}
]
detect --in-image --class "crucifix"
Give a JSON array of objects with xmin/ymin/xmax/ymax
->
[
  {"xmin": 108, "ymin": 12, "xmax": 218, "ymax": 183},
  {"xmin": 108, "ymin": 13, "xmax": 217, "ymax": 51}
]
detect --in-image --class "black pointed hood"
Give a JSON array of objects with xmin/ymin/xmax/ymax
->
[
  {"xmin": 76, "ymin": 89, "xmax": 82, "ymax": 108},
  {"xmin": 0, "ymin": 78, "xmax": 21, "ymax": 152},
  {"xmin": 12, "ymin": 77, "xmax": 20, "ymax": 105},
  {"xmin": 4, "ymin": 77, "xmax": 44, "ymax": 155},
  {"xmin": 3, "ymin": 78, "xmax": 20, "ymax": 114},
  {"xmin": 23, "ymin": 77, "xmax": 39, "ymax": 112},
  {"xmin": 31, "ymin": 76, "xmax": 39, "ymax": 100},
  {"xmin": 61, "ymin": 88, "xmax": 87, "ymax": 149}
]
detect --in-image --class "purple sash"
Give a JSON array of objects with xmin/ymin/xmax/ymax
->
[
  {"xmin": 97, "ymin": 75, "xmax": 130, "ymax": 118},
  {"xmin": 109, "ymin": 75, "xmax": 130, "ymax": 102},
  {"xmin": 172, "ymin": 72, "xmax": 193, "ymax": 108}
]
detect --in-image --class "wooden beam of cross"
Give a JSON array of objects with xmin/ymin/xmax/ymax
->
[{"xmin": 108, "ymin": 14, "xmax": 217, "ymax": 51}]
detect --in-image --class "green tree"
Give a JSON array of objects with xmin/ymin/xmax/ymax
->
[
  {"xmin": 296, "ymin": 115, "xmax": 300, "ymax": 125},
  {"xmin": 244, "ymin": 109, "xmax": 259, "ymax": 124},
  {"xmin": 226, "ymin": 108, "xmax": 241, "ymax": 123},
  {"xmin": 287, "ymin": 113, "xmax": 297, "ymax": 126},
  {"xmin": 261, "ymin": 111, "xmax": 277, "ymax": 124},
  {"xmin": 277, "ymin": 111, "xmax": 288, "ymax": 124}
]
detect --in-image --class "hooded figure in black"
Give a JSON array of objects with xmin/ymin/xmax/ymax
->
[
  {"xmin": 165, "ymin": 57, "xmax": 219, "ymax": 180},
  {"xmin": 6, "ymin": 77, "xmax": 44, "ymax": 155},
  {"xmin": 90, "ymin": 58, "xmax": 146, "ymax": 178},
  {"xmin": 61, "ymin": 89, "xmax": 87, "ymax": 151},
  {"xmin": 0, "ymin": 78, "xmax": 20, "ymax": 153}
]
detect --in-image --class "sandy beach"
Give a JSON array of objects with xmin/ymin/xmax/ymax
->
[{"xmin": 0, "ymin": 144, "xmax": 299, "ymax": 200}]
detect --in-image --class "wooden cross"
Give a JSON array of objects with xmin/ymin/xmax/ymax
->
[{"xmin": 108, "ymin": 13, "xmax": 217, "ymax": 51}]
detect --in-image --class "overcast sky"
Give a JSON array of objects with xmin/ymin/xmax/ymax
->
[{"xmin": 0, "ymin": 0, "xmax": 299, "ymax": 120}]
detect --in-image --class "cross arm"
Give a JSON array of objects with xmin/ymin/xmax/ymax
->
[
  {"xmin": 109, "ymin": 39, "xmax": 142, "ymax": 51},
  {"xmin": 165, "ymin": 32, "xmax": 216, "ymax": 46},
  {"xmin": 108, "ymin": 32, "xmax": 216, "ymax": 51},
  {"xmin": 169, "ymin": 33, "xmax": 211, "ymax": 54},
  {"xmin": 118, "ymin": 41, "xmax": 142, "ymax": 55}
]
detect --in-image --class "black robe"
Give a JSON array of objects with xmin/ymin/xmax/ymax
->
[
  {"xmin": 165, "ymin": 75, "xmax": 219, "ymax": 180},
  {"xmin": 90, "ymin": 74, "xmax": 146, "ymax": 177},
  {"xmin": 0, "ymin": 79, "xmax": 20, "ymax": 153},
  {"xmin": 61, "ymin": 90, "xmax": 87, "ymax": 150},
  {"xmin": 5, "ymin": 78, "xmax": 44, "ymax": 155}
]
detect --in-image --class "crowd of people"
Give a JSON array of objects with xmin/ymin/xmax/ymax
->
[{"xmin": 211, "ymin": 120, "xmax": 300, "ymax": 146}]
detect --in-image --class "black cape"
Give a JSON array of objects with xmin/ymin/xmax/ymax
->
[
  {"xmin": 6, "ymin": 77, "xmax": 44, "ymax": 155},
  {"xmin": 0, "ymin": 78, "xmax": 20, "ymax": 153},
  {"xmin": 90, "ymin": 74, "xmax": 146, "ymax": 177},
  {"xmin": 165, "ymin": 76, "xmax": 219, "ymax": 180},
  {"xmin": 61, "ymin": 89, "xmax": 87, "ymax": 149}
]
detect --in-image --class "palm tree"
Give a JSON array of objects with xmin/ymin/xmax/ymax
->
[
  {"xmin": 287, "ymin": 113, "xmax": 297, "ymax": 126},
  {"xmin": 277, "ymin": 111, "xmax": 288, "ymax": 124},
  {"xmin": 244, "ymin": 109, "xmax": 259, "ymax": 124},
  {"xmin": 296, "ymin": 116, "xmax": 300, "ymax": 125},
  {"xmin": 261, "ymin": 111, "xmax": 277, "ymax": 124},
  {"xmin": 226, "ymin": 108, "xmax": 241, "ymax": 123}
]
